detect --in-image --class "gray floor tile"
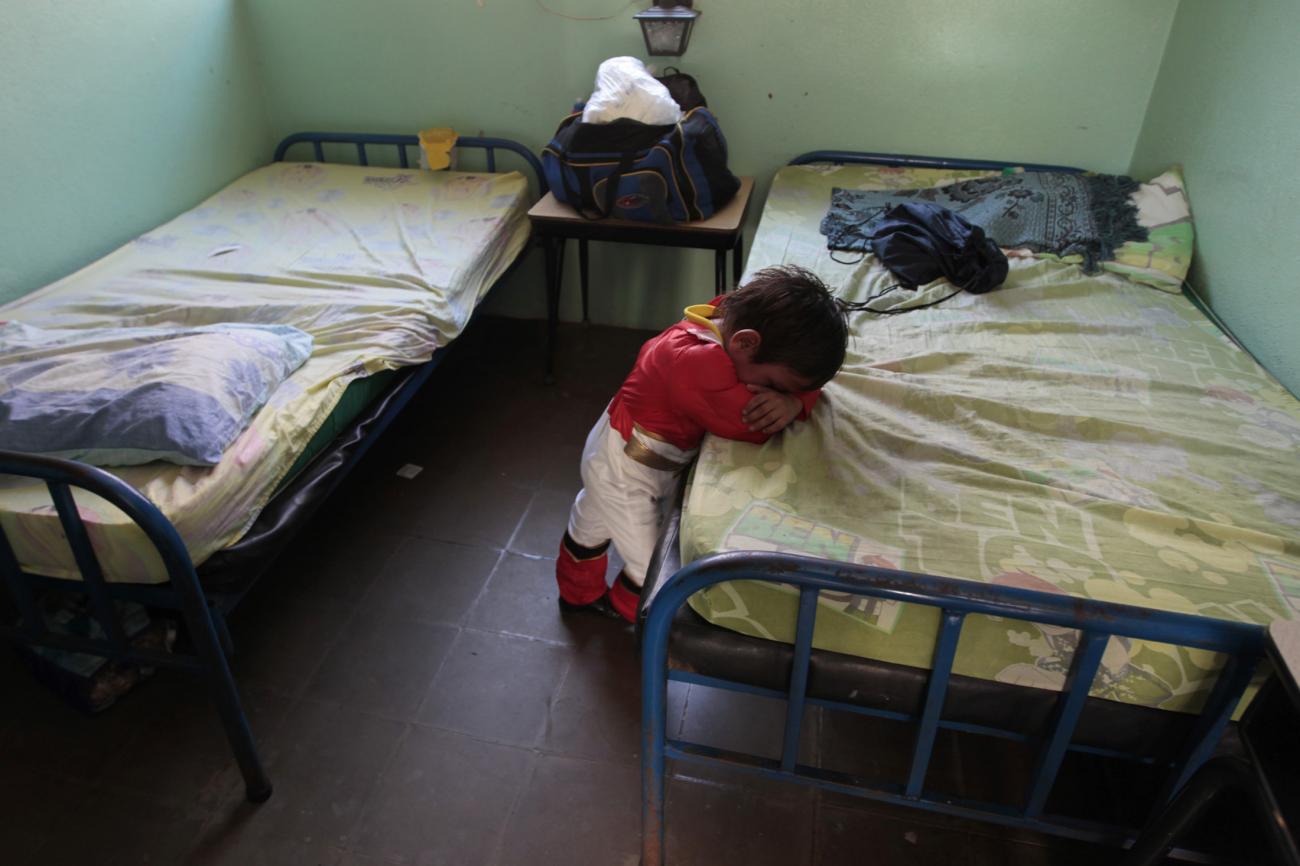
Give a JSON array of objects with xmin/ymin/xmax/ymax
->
[
  {"xmin": 496, "ymin": 755, "xmax": 641, "ymax": 866},
  {"xmin": 352, "ymin": 726, "xmax": 533, "ymax": 866},
  {"xmin": 538, "ymin": 628, "xmax": 642, "ymax": 766},
  {"xmin": 410, "ymin": 478, "xmax": 533, "ymax": 546},
  {"xmin": 466, "ymin": 553, "xmax": 571, "ymax": 643},
  {"xmin": 0, "ymin": 669, "xmax": 152, "ymax": 782},
  {"xmin": 305, "ymin": 613, "xmax": 457, "ymax": 718},
  {"xmin": 192, "ymin": 700, "xmax": 405, "ymax": 863},
  {"xmin": 102, "ymin": 677, "xmax": 291, "ymax": 809},
  {"xmin": 663, "ymin": 775, "xmax": 815, "ymax": 866},
  {"xmin": 418, "ymin": 629, "xmax": 570, "ymax": 747},
  {"xmin": 332, "ymin": 851, "xmax": 379, "ymax": 866},
  {"xmin": 190, "ymin": 827, "xmax": 347, "ymax": 866},
  {"xmin": 360, "ymin": 536, "xmax": 502, "ymax": 626},
  {"xmin": 508, "ymin": 488, "xmax": 577, "ymax": 557},
  {"xmin": 466, "ymin": 551, "xmax": 637, "ymax": 647},
  {"xmin": 419, "ymin": 400, "xmax": 582, "ymax": 492},
  {"xmin": 311, "ymin": 480, "xmax": 417, "ymax": 542},
  {"xmin": 34, "ymin": 786, "xmax": 208, "ymax": 866},
  {"xmin": 464, "ymin": 551, "xmax": 629, "ymax": 644},
  {"xmin": 0, "ymin": 767, "xmax": 95, "ymax": 866},
  {"xmin": 396, "ymin": 465, "xmax": 535, "ymax": 549},
  {"xmin": 814, "ymin": 802, "xmax": 1108, "ymax": 866},
  {"xmin": 271, "ymin": 529, "xmax": 406, "ymax": 604},
  {"xmin": 230, "ymin": 593, "xmax": 356, "ymax": 696}
]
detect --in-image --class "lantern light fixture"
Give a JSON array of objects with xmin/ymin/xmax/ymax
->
[{"xmin": 633, "ymin": 0, "xmax": 700, "ymax": 57}]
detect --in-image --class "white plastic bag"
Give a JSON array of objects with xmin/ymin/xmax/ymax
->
[{"xmin": 581, "ymin": 56, "xmax": 682, "ymax": 126}]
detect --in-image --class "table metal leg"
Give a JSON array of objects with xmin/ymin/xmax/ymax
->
[
  {"xmin": 715, "ymin": 249, "xmax": 726, "ymax": 295},
  {"xmin": 579, "ymin": 239, "xmax": 590, "ymax": 324},
  {"xmin": 732, "ymin": 234, "xmax": 744, "ymax": 289},
  {"xmin": 544, "ymin": 236, "xmax": 562, "ymax": 383}
]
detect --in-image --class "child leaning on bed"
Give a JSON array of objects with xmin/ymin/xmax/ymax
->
[{"xmin": 556, "ymin": 265, "xmax": 849, "ymax": 623}]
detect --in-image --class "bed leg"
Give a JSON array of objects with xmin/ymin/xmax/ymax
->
[
  {"xmin": 641, "ymin": 605, "xmax": 671, "ymax": 865},
  {"xmin": 174, "ymin": 580, "xmax": 273, "ymax": 803},
  {"xmin": 579, "ymin": 238, "xmax": 590, "ymax": 324},
  {"xmin": 731, "ymin": 235, "xmax": 743, "ymax": 290},
  {"xmin": 210, "ymin": 607, "xmax": 235, "ymax": 659},
  {"xmin": 544, "ymin": 236, "xmax": 562, "ymax": 384},
  {"xmin": 206, "ymin": 656, "xmax": 274, "ymax": 803},
  {"xmin": 1121, "ymin": 756, "xmax": 1300, "ymax": 866}
]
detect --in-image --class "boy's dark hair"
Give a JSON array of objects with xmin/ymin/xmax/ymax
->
[{"xmin": 720, "ymin": 265, "xmax": 848, "ymax": 388}]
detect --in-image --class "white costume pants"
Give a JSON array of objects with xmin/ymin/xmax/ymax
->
[{"xmin": 566, "ymin": 412, "xmax": 694, "ymax": 585}]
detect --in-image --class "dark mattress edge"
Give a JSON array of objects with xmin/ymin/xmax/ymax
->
[{"xmin": 196, "ymin": 363, "xmax": 420, "ymax": 596}]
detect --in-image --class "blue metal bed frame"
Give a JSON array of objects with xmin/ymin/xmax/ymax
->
[
  {"xmin": 0, "ymin": 131, "xmax": 545, "ymax": 804},
  {"xmin": 640, "ymin": 149, "xmax": 1271, "ymax": 863}
]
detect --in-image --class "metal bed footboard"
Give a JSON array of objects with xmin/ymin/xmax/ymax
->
[
  {"xmin": 0, "ymin": 452, "xmax": 273, "ymax": 802},
  {"xmin": 641, "ymin": 552, "xmax": 1267, "ymax": 864}
]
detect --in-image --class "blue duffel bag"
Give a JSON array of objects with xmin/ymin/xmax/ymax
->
[{"xmin": 541, "ymin": 105, "xmax": 740, "ymax": 223}]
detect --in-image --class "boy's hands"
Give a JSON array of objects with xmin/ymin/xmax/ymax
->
[{"xmin": 743, "ymin": 385, "xmax": 804, "ymax": 435}]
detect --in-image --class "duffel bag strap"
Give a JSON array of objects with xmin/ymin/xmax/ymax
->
[
  {"xmin": 599, "ymin": 153, "xmax": 636, "ymax": 219},
  {"xmin": 559, "ymin": 166, "xmax": 602, "ymax": 221},
  {"xmin": 560, "ymin": 153, "xmax": 636, "ymax": 221}
]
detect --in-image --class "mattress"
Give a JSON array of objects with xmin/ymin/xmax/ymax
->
[
  {"xmin": 277, "ymin": 366, "xmax": 400, "ymax": 490},
  {"xmin": 0, "ymin": 162, "xmax": 530, "ymax": 583},
  {"xmin": 682, "ymin": 164, "xmax": 1300, "ymax": 714}
]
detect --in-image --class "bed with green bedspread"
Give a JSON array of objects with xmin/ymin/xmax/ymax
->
[
  {"xmin": 681, "ymin": 163, "xmax": 1300, "ymax": 715},
  {"xmin": 0, "ymin": 161, "xmax": 530, "ymax": 583}
]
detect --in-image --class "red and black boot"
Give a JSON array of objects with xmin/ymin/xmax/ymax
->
[
  {"xmin": 556, "ymin": 533, "xmax": 622, "ymax": 621},
  {"xmin": 606, "ymin": 571, "xmax": 642, "ymax": 624}
]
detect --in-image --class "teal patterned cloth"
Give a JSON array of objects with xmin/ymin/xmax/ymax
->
[{"xmin": 821, "ymin": 171, "xmax": 1147, "ymax": 271}]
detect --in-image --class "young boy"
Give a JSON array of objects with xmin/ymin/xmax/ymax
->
[{"xmin": 555, "ymin": 265, "xmax": 849, "ymax": 622}]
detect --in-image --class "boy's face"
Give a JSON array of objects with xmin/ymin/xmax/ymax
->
[{"xmin": 726, "ymin": 328, "xmax": 815, "ymax": 393}]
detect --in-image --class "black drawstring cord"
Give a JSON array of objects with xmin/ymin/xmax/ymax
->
[{"xmin": 837, "ymin": 283, "xmax": 964, "ymax": 316}]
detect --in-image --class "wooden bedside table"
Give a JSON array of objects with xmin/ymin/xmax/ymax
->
[{"xmin": 527, "ymin": 176, "xmax": 755, "ymax": 378}]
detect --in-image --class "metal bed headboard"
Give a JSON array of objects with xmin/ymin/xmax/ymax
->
[
  {"xmin": 273, "ymin": 131, "xmax": 548, "ymax": 195},
  {"xmin": 788, "ymin": 149, "xmax": 1085, "ymax": 173}
]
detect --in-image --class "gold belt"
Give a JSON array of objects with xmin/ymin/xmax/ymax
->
[{"xmin": 624, "ymin": 424, "xmax": 690, "ymax": 473}]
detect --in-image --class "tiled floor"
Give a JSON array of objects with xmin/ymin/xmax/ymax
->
[{"xmin": 1, "ymin": 317, "xmax": 1165, "ymax": 865}]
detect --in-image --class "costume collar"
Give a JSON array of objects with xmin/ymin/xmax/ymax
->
[{"xmin": 683, "ymin": 304, "xmax": 723, "ymax": 341}]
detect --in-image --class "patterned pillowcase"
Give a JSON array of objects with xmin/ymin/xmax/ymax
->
[
  {"xmin": 1100, "ymin": 167, "xmax": 1195, "ymax": 292},
  {"xmin": 0, "ymin": 323, "xmax": 313, "ymax": 466}
]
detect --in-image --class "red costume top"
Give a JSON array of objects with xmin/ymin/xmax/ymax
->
[{"xmin": 607, "ymin": 299, "xmax": 821, "ymax": 452}]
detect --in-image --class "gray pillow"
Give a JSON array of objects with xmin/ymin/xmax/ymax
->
[{"xmin": 0, "ymin": 322, "xmax": 313, "ymax": 466}]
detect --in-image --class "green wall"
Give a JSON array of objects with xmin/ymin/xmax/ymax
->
[
  {"xmin": 246, "ymin": 0, "xmax": 1177, "ymax": 329},
  {"xmin": 1130, "ymin": 0, "xmax": 1300, "ymax": 395},
  {"xmin": 0, "ymin": 0, "xmax": 271, "ymax": 305},
  {"xmin": 3, "ymin": 0, "xmax": 1188, "ymax": 331}
]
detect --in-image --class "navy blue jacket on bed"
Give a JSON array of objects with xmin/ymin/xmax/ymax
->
[{"xmin": 860, "ymin": 202, "xmax": 1009, "ymax": 294}]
